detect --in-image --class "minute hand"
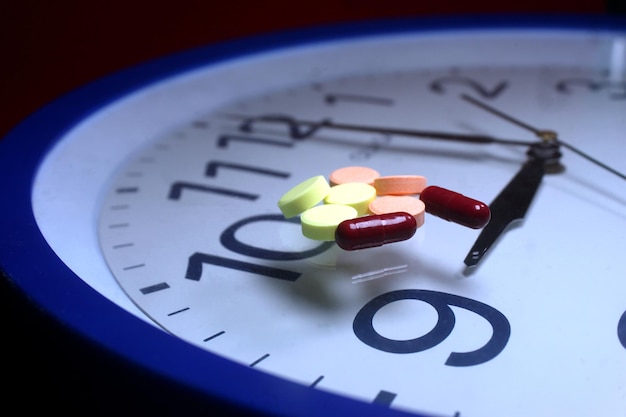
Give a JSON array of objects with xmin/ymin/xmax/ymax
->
[
  {"xmin": 319, "ymin": 119, "xmax": 534, "ymax": 146},
  {"xmin": 464, "ymin": 157, "xmax": 544, "ymax": 268},
  {"xmin": 229, "ymin": 114, "xmax": 535, "ymax": 146}
]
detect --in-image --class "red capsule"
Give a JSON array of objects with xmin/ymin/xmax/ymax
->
[
  {"xmin": 335, "ymin": 212, "xmax": 418, "ymax": 251},
  {"xmin": 419, "ymin": 186, "xmax": 490, "ymax": 229}
]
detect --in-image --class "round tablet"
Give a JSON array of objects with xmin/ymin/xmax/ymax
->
[
  {"xmin": 329, "ymin": 166, "xmax": 380, "ymax": 186},
  {"xmin": 374, "ymin": 175, "xmax": 427, "ymax": 195},
  {"xmin": 277, "ymin": 175, "xmax": 330, "ymax": 218},
  {"xmin": 300, "ymin": 204, "xmax": 359, "ymax": 241},
  {"xmin": 324, "ymin": 183, "xmax": 377, "ymax": 216},
  {"xmin": 368, "ymin": 195, "xmax": 426, "ymax": 227}
]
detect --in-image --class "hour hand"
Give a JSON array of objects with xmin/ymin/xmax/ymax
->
[{"xmin": 464, "ymin": 156, "xmax": 545, "ymax": 269}]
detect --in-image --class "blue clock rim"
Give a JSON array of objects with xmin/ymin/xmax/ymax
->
[{"xmin": 1, "ymin": 14, "xmax": 624, "ymax": 417}]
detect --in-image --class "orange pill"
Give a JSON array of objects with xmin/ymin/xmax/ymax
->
[
  {"xmin": 329, "ymin": 166, "xmax": 381, "ymax": 186},
  {"xmin": 374, "ymin": 175, "xmax": 427, "ymax": 195},
  {"xmin": 368, "ymin": 195, "xmax": 425, "ymax": 227}
]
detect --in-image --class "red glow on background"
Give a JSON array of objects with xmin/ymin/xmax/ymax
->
[{"xmin": 0, "ymin": 0, "xmax": 607, "ymax": 138}]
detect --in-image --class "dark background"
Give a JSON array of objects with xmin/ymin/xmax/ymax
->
[
  {"xmin": 2, "ymin": 0, "xmax": 622, "ymax": 139},
  {"xmin": 1, "ymin": 1, "xmax": 623, "ymax": 415}
]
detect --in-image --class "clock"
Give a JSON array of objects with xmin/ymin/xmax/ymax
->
[{"xmin": 1, "ymin": 14, "xmax": 625, "ymax": 417}]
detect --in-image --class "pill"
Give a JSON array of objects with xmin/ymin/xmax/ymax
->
[
  {"xmin": 329, "ymin": 166, "xmax": 380, "ymax": 186},
  {"xmin": 300, "ymin": 204, "xmax": 359, "ymax": 241},
  {"xmin": 368, "ymin": 195, "xmax": 426, "ymax": 227},
  {"xmin": 335, "ymin": 212, "xmax": 418, "ymax": 251},
  {"xmin": 374, "ymin": 175, "xmax": 427, "ymax": 195},
  {"xmin": 419, "ymin": 185, "xmax": 491, "ymax": 229},
  {"xmin": 324, "ymin": 182, "xmax": 377, "ymax": 216},
  {"xmin": 277, "ymin": 175, "xmax": 330, "ymax": 218}
]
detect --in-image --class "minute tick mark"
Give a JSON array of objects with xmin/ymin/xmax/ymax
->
[
  {"xmin": 203, "ymin": 331, "xmax": 225, "ymax": 342},
  {"xmin": 310, "ymin": 376, "xmax": 324, "ymax": 388},
  {"xmin": 140, "ymin": 282, "xmax": 170, "ymax": 294},
  {"xmin": 193, "ymin": 120, "xmax": 210, "ymax": 129},
  {"xmin": 123, "ymin": 263, "xmax": 145, "ymax": 271},
  {"xmin": 112, "ymin": 243, "xmax": 134, "ymax": 249},
  {"xmin": 249, "ymin": 354, "xmax": 270, "ymax": 367},
  {"xmin": 373, "ymin": 390, "xmax": 397, "ymax": 406},
  {"xmin": 167, "ymin": 307, "xmax": 190, "ymax": 316},
  {"xmin": 325, "ymin": 93, "xmax": 394, "ymax": 106},
  {"xmin": 116, "ymin": 187, "xmax": 139, "ymax": 194}
]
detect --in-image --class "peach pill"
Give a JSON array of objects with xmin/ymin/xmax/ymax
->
[
  {"xmin": 329, "ymin": 166, "xmax": 381, "ymax": 186},
  {"xmin": 374, "ymin": 175, "xmax": 427, "ymax": 196},
  {"xmin": 368, "ymin": 195, "xmax": 425, "ymax": 227}
]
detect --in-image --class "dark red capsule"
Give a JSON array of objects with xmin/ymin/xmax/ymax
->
[
  {"xmin": 335, "ymin": 212, "xmax": 417, "ymax": 251},
  {"xmin": 419, "ymin": 186, "xmax": 490, "ymax": 229}
]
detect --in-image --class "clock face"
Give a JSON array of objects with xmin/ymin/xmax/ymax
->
[{"xmin": 3, "ymin": 17, "xmax": 626, "ymax": 417}]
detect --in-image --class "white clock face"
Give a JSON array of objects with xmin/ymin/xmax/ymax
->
[{"xmin": 27, "ymin": 23, "xmax": 626, "ymax": 417}]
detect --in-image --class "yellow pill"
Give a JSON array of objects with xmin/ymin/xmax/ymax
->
[
  {"xmin": 324, "ymin": 183, "xmax": 377, "ymax": 216},
  {"xmin": 277, "ymin": 175, "xmax": 330, "ymax": 218},
  {"xmin": 329, "ymin": 166, "xmax": 381, "ymax": 186},
  {"xmin": 301, "ymin": 204, "xmax": 359, "ymax": 241},
  {"xmin": 374, "ymin": 175, "xmax": 428, "ymax": 195}
]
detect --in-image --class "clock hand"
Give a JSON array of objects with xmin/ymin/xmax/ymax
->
[
  {"xmin": 227, "ymin": 112, "xmax": 626, "ymax": 180},
  {"xmin": 460, "ymin": 94, "xmax": 565, "ymax": 269},
  {"xmin": 460, "ymin": 94, "xmax": 626, "ymax": 181},
  {"xmin": 459, "ymin": 92, "xmax": 626, "ymax": 270},
  {"xmin": 460, "ymin": 94, "xmax": 545, "ymax": 135},
  {"xmin": 464, "ymin": 147, "xmax": 546, "ymax": 269},
  {"xmin": 223, "ymin": 113, "xmax": 536, "ymax": 146}
]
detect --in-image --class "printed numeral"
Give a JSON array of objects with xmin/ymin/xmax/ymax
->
[
  {"xmin": 168, "ymin": 181, "xmax": 257, "ymax": 200},
  {"xmin": 430, "ymin": 76, "xmax": 508, "ymax": 99},
  {"xmin": 353, "ymin": 289, "xmax": 511, "ymax": 366}
]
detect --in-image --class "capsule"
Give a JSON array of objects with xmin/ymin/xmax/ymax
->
[
  {"xmin": 335, "ymin": 212, "xmax": 417, "ymax": 251},
  {"xmin": 419, "ymin": 186, "xmax": 490, "ymax": 229}
]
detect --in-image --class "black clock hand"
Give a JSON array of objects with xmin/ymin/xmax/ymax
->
[
  {"xmin": 460, "ymin": 93, "xmax": 626, "ymax": 268},
  {"xmin": 459, "ymin": 95, "xmax": 564, "ymax": 269},
  {"xmin": 223, "ymin": 113, "xmax": 536, "ymax": 146},
  {"xmin": 464, "ymin": 150, "xmax": 545, "ymax": 268},
  {"xmin": 226, "ymin": 112, "xmax": 626, "ymax": 181},
  {"xmin": 460, "ymin": 94, "xmax": 626, "ymax": 181},
  {"xmin": 458, "ymin": 93, "xmax": 611, "ymax": 270}
]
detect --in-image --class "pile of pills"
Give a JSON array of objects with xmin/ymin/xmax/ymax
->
[{"xmin": 277, "ymin": 166, "xmax": 490, "ymax": 251}]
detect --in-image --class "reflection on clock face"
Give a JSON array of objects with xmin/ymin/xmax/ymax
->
[{"xmin": 96, "ymin": 60, "xmax": 626, "ymax": 416}]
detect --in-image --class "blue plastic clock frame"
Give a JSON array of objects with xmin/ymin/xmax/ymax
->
[{"xmin": 1, "ymin": 14, "xmax": 624, "ymax": 417}]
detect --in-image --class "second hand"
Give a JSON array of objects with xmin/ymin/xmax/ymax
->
[{"xmin": 460, "ymin": 94, "xmax": 626, "ymax": 181}]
